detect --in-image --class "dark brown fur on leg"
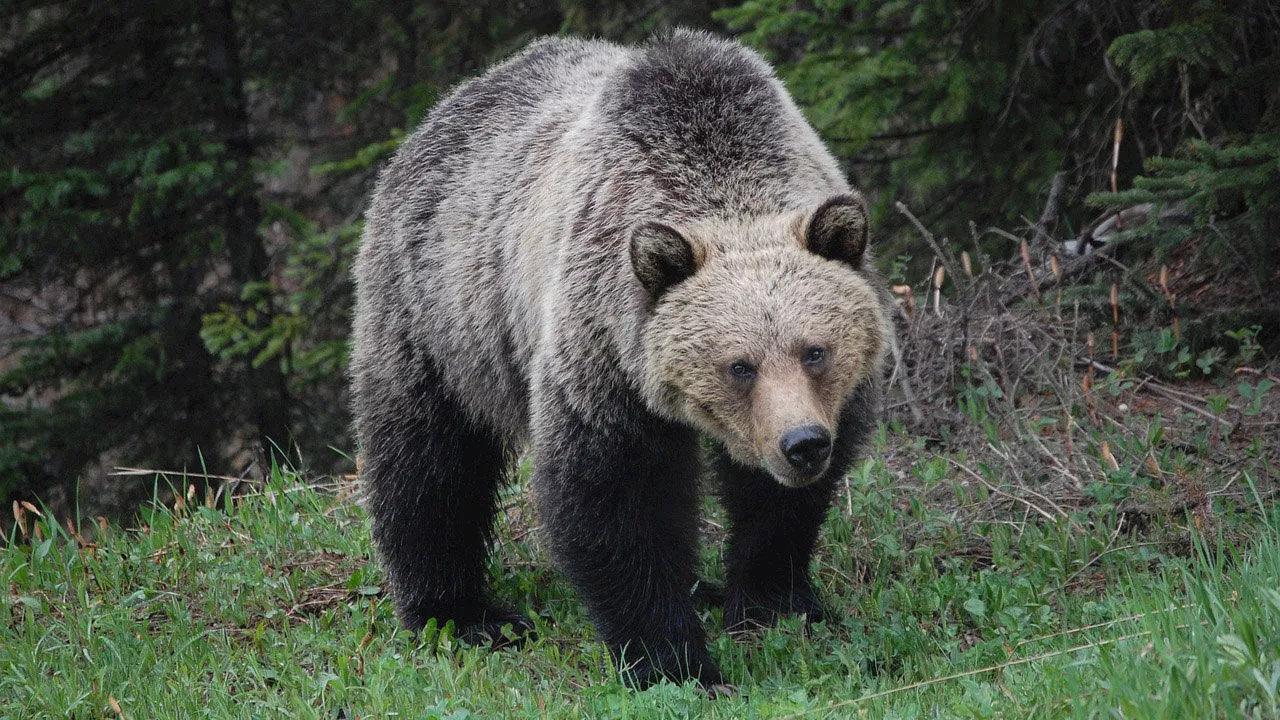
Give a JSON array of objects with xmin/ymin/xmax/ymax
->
[
  {"xmin": 716, "ymin": 381, "xmax": 878, "ymax": 631},
  {"xmin": 354, "ymin": 353, "xmax": 530, "ymax": 644},
  {"xmin": 533, "ymin": 386, "xmax": 725, "ymax": 689}
]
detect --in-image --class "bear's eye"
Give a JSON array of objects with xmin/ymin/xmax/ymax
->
[
  {"xmin": 802, "ymin": 347, "xmax": 826, "ymax": 367},
  {"xmin": 729, "ymin": 360, "xmax": 757, "ymax": 381}
]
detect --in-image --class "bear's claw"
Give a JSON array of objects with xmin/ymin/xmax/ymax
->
[
  {"xmin": 455, "ymin": 610, "xmax": 537, "ymax": 648},
  {"xmin": 617, "ymin": 643, "xmax": 726, "ymax": 691},
  {"xmin": 691, "ymin": 580, "xmax": 726, "ymax": 609},
  {"xmin": 724, "ymin": 584, "xmax": 828, "ymax": 632},
  {"xmin": 403, "ymin": 605, "xmax": 537, "ymax": 649}
]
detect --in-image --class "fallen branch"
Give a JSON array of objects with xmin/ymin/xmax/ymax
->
[
  {"xmin": 896, "ymin": 201, "xmax": 963, "ymax": 288},
  {"xmin": 948, "ymin": 457, "xmax": 1056, "ymax": 523},
  {"xmin": 110, "ymin": 467, "xmax": 253, "ymax": 483},
  {"xmin": 887, "ymin": 323, "xmax": 925, "ymax": 425},
  {"xmin": 1075, "ymin": 359, "xmax": 1233, "ymax": 428},
  {"xmin": 998, "ymin": 244, "xmax": 1119, "ymax": 306}
]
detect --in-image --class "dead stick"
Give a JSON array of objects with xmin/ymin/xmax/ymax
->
[
  {"xmin": 1077, "ymin": 359, "xmax": 1232, "ymax": 428},
  {"xmin": 1035, "ymin": 171, "xmax": 1066, "ymax": 246},
  {"xmin": 948, "ymin": 458, "xmax": 1056, "ymax": 522},
  {"xmin": 1019, "ymin": 240, "xmax": 1040, "ymax": 300},
  {"xmin": 887, "ymin": 325, "xmax": 925, "ymax": 425},
  {"xmin": 895, "ymin": 201, "xmax": 962, "ymax": 285},
  {"xmin": 1110, "ymin": 283, "xmax": 1120, "ymax": 359},
  {"xmin": 110, "ymin": 467, "xmax": 252, "ymax": 483}
]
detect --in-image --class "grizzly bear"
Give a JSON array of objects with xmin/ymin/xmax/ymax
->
[{"xmin": 351, "ymin": 29, "xmax": 888, "ymax": 690}]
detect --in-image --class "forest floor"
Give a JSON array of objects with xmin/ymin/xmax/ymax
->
[{"xmin": 4, "ymin": 398, "xmax": 1278, "ymax": 718}]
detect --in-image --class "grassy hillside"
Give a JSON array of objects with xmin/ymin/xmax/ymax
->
[{"xmin": 4, "ymin": 438, "xmax": 1278, "ymax": 719}]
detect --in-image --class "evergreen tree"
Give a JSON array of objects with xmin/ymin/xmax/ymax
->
[
  {"xmin": 1, "ymin": 0, "xmax": 293, "ymax": 507},
  {"xmin": 1093, "ymin": 2, "xmax": 1279, "ymax": 284},
  {"xmin": 1, "ymin": 0, "xmax": 740, "ymax": 513},
  {"xmin": 718, "ymin": 0, "xmax": 1279, "ymax": 268}
]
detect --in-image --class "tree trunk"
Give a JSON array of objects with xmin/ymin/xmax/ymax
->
[{"xmin": 196, "ymin": 0, "xmax": 292, "ymax": 461}]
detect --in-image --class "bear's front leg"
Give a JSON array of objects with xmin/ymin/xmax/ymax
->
[
  {"xmin": 533, "ymin": 389, "xmax": 724, "ymax": 690},
  {"xmin": 714, "ymin": 384, "xmax": 878, "ymax": 631},
  {"xmin": 715, "ymin": 452, "xmax": 835, "ymax": 631}
]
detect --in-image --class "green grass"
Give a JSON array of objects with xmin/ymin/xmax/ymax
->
[{"xmin": 3, "ymin": 445, "xmax": 1278, "ymax": 719}]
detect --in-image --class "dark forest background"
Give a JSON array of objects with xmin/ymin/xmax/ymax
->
[{"xmin": 3, "ymin": 0, "xmax": 1278, "ymax": 519}]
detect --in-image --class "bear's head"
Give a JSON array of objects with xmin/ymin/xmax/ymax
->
[{"xmin": 632, "ymin": 195, "xmax": 888, "ymax": 488}]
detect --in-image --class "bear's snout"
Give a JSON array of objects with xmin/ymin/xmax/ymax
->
[{"xmin": 779, "ymin": 424, "xmax": 832, "ymax": 475}]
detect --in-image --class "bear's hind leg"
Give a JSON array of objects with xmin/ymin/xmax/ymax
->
[{"xmin": 355, "ymin": 359, "xmax": 530, "ymax": 645}]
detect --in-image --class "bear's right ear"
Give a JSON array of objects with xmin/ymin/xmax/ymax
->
[
  {"xmin": 804, "ymin": 194, "xmax": 870, "ymax": 269},
  {"xmin": 630, "ymin": 221, "xmax": 699, "ymax": 298}
]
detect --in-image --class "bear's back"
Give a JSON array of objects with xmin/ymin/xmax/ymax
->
[
  {"xmin": 372, "ymin": 36, "xmax": 621, "ymax": 220},
  {"xmin": 596, "ymin": 31, "xmax": 843, "ymax": 215},
  {"xmin": 370, "ymin": 30, "xmax": 842, "ymax": 245}
]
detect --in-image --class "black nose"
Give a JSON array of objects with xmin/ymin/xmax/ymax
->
[{"xmin": 780, "ymin": 425, "xmax": 832, "ymax": 472}]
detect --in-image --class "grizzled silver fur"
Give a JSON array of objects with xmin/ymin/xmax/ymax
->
[{"xmin": 352, "ymin": 29, "xmax": 887, "ymax": 690}]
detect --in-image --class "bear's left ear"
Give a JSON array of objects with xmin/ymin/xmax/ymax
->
[
  {"xmin": 804, "ymin": 194, "xmax": 870, "ymax": 269},
  {"xmin": 630, "ymin": 221, "xmax": 700, "ymax": 298}
]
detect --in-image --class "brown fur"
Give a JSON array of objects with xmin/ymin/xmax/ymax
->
[
  {"xmin": 641, "ymin": 210, "xmax": 887, "ymax": 486},
  {"xmin": 351, "ymin": 29, "xmax": 890, "ymax": 688}
]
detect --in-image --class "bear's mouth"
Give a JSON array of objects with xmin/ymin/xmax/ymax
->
[{"xmin": 762, "ymin": 455, "xmax": 830, "ymax": 488}]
